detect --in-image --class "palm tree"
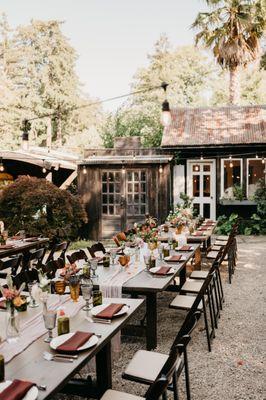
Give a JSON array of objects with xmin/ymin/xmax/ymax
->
[{"xmin": 192, "ymin": 0, "xmax": 265, "ymax": 105}]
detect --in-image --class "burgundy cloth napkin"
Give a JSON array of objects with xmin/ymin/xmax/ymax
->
[
  {"xmin": 96, "ymin": 303, "xmax": 125, "ymax": 319},
  {"xmin": 165, "ymin": 255, "xmax": 182, "ymax": 262},
  {"xmin": 155, "ymin": 266, "xmax": 171, "ymax": 275},
  {"xmin": 180, "ymin": 245, "xmax": 191, "ymax": 251},
  {"xmin": 0, "ymin": 300, "xmax": 6, "ymax": 309},
  {"xmin": 0, "ymin": 379, "xmax": 34, "ymax": 400},
  {"xmin": 56, "ymin": 331, "xmax": 93, "ymax": 353},
  {"xmin": 195, "ymin": 232, "xmax": 205, "ymax": 236}
]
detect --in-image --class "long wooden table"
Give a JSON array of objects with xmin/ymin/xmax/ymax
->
[
  {"xmin": 93, "ymin": 243, "xmax": 200, "ymax": 350},
  {"xmin": 0, "ymin": 238, "xmax": 49, "ymax": 259},
  {"xmin": 4, "ymin": 297, "xmax": 143, "ymax": 399}
]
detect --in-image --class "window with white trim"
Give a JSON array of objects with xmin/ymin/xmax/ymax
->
[
  {"xmin": 221, "ymin": 159, "xmax": 243, "ymax": 198},
  {"xmin": 247, "ymin": 159, "xmax": 265, "ymax": 199}
]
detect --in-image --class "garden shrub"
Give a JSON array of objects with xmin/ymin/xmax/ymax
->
[{"xmin": 0, "ymin": 176, "xmax": 87, "ymax": 240}]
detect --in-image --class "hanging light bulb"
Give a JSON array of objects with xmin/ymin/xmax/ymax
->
[
  {"xmin": 159, "ymin": 164, "xmax": 163, "ymax": 174},
  {"xmin": 82, "ymin": 165, "xmax": 87, "ymax": 175},
  {"xmin": 256, "ymin": 154, "xmax": 258, "ymax": 159},
  {"xmin": 200, "ymin": 154, "xmax": 203, "ymax": 161},
  {"xmin": 122, "ymin": 165, "xmax": 126, "ymax": 174},
  {"xmin": 229, "ymin": 155, "xmax": 232, "ymax": 160},
  {"xmin": 160, "ymin": 82, "xmax": 171, "ymax": 127},
  {"xmin": 262, "ymin": 157, "xmax": 265, "ymax": 164},
  {"xmin": 195, "ymin": 165, "xmax": 199, "ymax": 172},
  {"xmin": 0, "ymin": 158, "xmax": 4, "ymax": 172},
  {"xmin": 133, "ymin": 152, "xmax": 136, "ymax": 161},
  {"xmin": 229, "ymin": 161, "xmax": 233, "ymax": 168}
]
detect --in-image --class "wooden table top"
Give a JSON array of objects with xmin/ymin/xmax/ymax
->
[
  {"xmin": 92, "ymin": 243, "xmax": 199, "ymax": 293},
  {"xmin": 0, "ymin": 238, "xmax": 49, "ymax": 259},
  {"xmin": 4, "ymin": 296, "xmax": 144, "ymax": 400}
]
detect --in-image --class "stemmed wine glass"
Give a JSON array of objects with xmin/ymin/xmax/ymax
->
[
  {"xmin": 81, "ymin": 283, "xmax": 93, "ymax": 311},
  {"xmin": 158, "ymin": 244, "xmax": 164, "ymax": 261},
  {"xmin": 90, "ymin": 259, "xmax": 98, "ymax": 278},
  {"xmin": 143, "ymin": 254, "xmax": 151, "ymax": 271},
  {"xmin": 43, "ymin": 310, "xmax": 57, "ymax": 343},
  {"xmin": 28, "ymin": 281, "xmax": 39, "ymax": 308},
  {"xmin": 54, "ymin": 280, "xmax": 66, "ymax": 305},
  {"xmin": 109, "ymin": 249, "xmax": 116, "ymax": 266}
]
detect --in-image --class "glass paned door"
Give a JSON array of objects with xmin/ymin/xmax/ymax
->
[
  {"xmin": 187, "ymin": 161, "xmax": 216, "ymax": 220},
  {"xmin": 101, "ymin": 169, "xmax": 148, "ymax": 237}
]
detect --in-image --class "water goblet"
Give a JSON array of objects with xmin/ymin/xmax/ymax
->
[
  {"xmin": 143, "ymin": 254, "xmax": 151, "ymax": 271},
  {"xmin": 90, "ymin": 259, "xmax": 98, "ymax": 278},
  {"xmin": 81, "ymin": 283, "xmax": 93, "ymax": 311},
  {"xmin": 28, "ymin": 282, "xmax": 39, "ymax": 308},
  {"xmin": 158, "ymin": 244, "xmax": 164, "ymax": 261},
  {"xmin": 54, "ymin": 280, "xmax": 66, "ymax": 305},
  {"xmin": 110, "ymin": 249, "xmax": 116, "ymax": 266},
  {"xmin": 43, "ymin": 310, "xmax": 57, "ymax": 343}
]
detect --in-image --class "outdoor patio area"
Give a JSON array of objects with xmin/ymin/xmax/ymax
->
[{"xmin": 54, "ymin": 236, "xmax": 265, "ymax": 400}]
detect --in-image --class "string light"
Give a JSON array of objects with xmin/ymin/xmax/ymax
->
[
  {"xmin": 42, "ymin": 166, "xmax": 47, "ymax": 173},
  {"xmin": 122, "ymin": 165, "xmax": 126, "ymax": 174},
  {"xmin": 200, "ymin": 153, "xmax": 203, "ymax": 160},
  {"xmin": 159, "ymin": 164, "xmax": 163, "ymax": 174},
  {"xmin": 82, "ymin": 165, "xmax": 87, "ymax": 175},
  {"xmin": 160, "ymin": 82, "xmax": 171, "ymax": 127},
  {"xmin": 0, "ymin": 158, "xmax": 4, "ymax": 172},
  {"xmin": 262, "ymin": 157, "xmax": 265, "ymax": 164},
  {"xmin": 133, "ymin": 152, "xmax": 136, "ymax": 161},
  {"xmin": 256, "ymin": 154, "xmax": 258, "ymax": 159}
]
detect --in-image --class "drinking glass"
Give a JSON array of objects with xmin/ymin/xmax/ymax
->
[
  {"xmin": 118, "ymin": 254, "xmax": 130, "ymax": 270},
  {"xmin": 110, "ymin": 249, "xmax": 116, "ymax": 266},
  {"xmin": 90, "ymin": 259, "xmax": 98, "ymax": 278},
  {"xmin": 143, "ymin": 255, "xmax": 151, "ymax": 271},
  {"xmin": 28, "ymin": 282, "xmax": 39, "ymax": 308},
  {"xmin": 69, "ymin": 276, "xmax": 80, "ymax": 302},
  {"xmin": 2, "ymin": 230, "xmax": 8, "ymax": 243},
  {"xmin": 81, "ymin": 283, "xmax": 93, "ymax": 311},
  {"xmin": 54, "ymin": 280, "xmax": 66, "ymax": 304},
  {"xmin": 43, "ymin": 311, "xmax": 57, "ymax": 343},
  {"xmin": 158, "ymin": 244, "xmax": 164, "ymax": 261},
  {"xmin": 168, "ymin": 236, "xmax": 173, "ymax": 250}
]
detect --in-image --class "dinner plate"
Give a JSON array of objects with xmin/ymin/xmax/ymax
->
[
  {"xmin": 0, "ymin": 381, "xmax": 38, "ymax": 400},
  {"xmin": 50, "ymin": 332, "xmax": 98, "ymax": 352},
  {"xmin": 91, "ymin": 303, "xmax": 129, "ymax": 318},
  {"xmin": 149, "ymin": 267, "xmax": 174, "ymax": 275}
]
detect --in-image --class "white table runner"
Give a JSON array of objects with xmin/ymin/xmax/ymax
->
[{"xmin": 0, "ymin": 294, "xmax": 85, "ymax": 363}]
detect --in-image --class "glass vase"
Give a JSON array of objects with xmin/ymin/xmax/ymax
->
[{"xmin": 6, "ymin": 303, "xmax": 20, "ymax": 343}]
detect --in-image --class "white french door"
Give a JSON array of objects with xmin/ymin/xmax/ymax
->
[{"xmin": 187, "ymin": 160, "xmax": 216, "ymax": 220}]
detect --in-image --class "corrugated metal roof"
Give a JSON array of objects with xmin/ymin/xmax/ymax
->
[{"xmin": 161, "ymin": 105, "xmax": 266, "ymax": 147}]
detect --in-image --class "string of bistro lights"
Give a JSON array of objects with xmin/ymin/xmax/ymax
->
[{"xmin": 0, "ymin": 81, "xmax": 265, "ymax": 173}]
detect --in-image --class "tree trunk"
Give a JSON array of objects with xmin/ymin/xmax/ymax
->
[
  {"xmin": 46, "ymin": 117, "xmax": 52, "ymax": 150},
  {"xmin": 229, "ymin": 67, "xmax": 240, "ymax": 105}
]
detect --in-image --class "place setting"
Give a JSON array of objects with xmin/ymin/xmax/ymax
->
[
  {"xmin": 86, "ymin": 302, "xmax": 129, "ymax": 324},
  {"xmin": 0, "ymin": 379, "xmax": 46, "ymax": 400}
]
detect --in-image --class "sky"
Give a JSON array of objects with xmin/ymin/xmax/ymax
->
[{"xmin": 1, "ymin": 0, "xmax": 208, "ymax": 110}]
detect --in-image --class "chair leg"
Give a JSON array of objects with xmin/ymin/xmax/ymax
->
[
  {"xmin": 183, "ymin": 349, "xmax": 191, "ymax": 400},
  {"xmin": 213, "ymin": 277, "xmax": 220, "ymax": 321},
  {"xmin": 162, "ymin": 391, "xmax": 168, "ymax": 400},
  {"xmin": 207, "ymin": 287, "xmax": 216, "ymax": 339},
  {"xmin": 217, "ymin": 268, "xmax": 224, "ymax": 304},
  {"xmin": 172, "ymin": 371, "xmax": 179, "ymax": 400},
  {"xmin": 202, "ymin": 297, "xmax": 212, "ymax": 352}
]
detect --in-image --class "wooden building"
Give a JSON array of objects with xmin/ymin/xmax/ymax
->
[
  {"xmin": 78, "ymin": 137, "xmax": 173, "ymax": 239},
  {"xmin": 161, "ymin": 105, "xmax": 266, "ymax": 220}
]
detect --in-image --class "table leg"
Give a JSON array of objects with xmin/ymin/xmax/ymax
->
[
  {"xmin": 96, "ymin": 341, "xmax": 112, "ymax": 397},
  {"xmin": 146, "ymin": 293, "xmax": 157, "ymax": 350}
]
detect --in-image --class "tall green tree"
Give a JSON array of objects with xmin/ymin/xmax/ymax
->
[
  {"xmin": 192, "ymin": 0, "xmax": 265, "ymax": 105},
  {"xmin": 101, "ymin": 36, "xmax": 216, "ymax": 148},
  {"xmin": 0, "ymin": 16, "xmax": 101, "ymax": 149}
]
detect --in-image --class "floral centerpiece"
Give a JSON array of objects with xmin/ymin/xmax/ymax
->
[
  {"xmin": 167, "ymin": 193, "xmax": 194, "ymax": 234},
  {"xmin": 0, "ymin": 275, "xmax": 26, "ymax": 341}
]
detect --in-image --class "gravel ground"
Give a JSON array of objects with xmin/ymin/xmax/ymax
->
[{"xmin": 54, "ymin": 236, "xmax": 266, "ymax": 400}]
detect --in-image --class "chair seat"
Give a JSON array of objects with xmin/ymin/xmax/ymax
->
[
  {"xmin": 216, "ymin": 235, "xmax": 229, "ymax": 240},
  {"xmin": 170, "ymin": 294, "xmax": 203, "ymax": 310},
  {"xmin": 101, "ymin": 389, "xmax": 144, "ymax": 400},
  {"xmin": 211, "ymin": 245, "xmax": 223, "ymax": 251},
  {"xmin": 181, "ymin": 279, "xmax": 203, "ymax": 293},
  {"xmin": 123, "ymin": 350, "xmax": 169, "ymax": 383},
  {"xmin": 207, "ymin": 251, "xmax": 219, "ymax": 259},
  {"xmin": 190, "ymin": 270, "xmax": 208, "ymax": 279}
]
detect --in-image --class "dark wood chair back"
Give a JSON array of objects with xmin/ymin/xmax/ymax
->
[
  {"xmin": 145, "ymin": 376, "xmax": 169, "ymax": 400},
  {"xmin": 67, "ymin": 249, "xmax": 88, "ymax": 264},
  {"xmin": 28, "ymin": 247, "xmax": 46, "ymax": 269},
  {"xmin": 0, "ymin": 255, "xmax": 22, "ymax": 278},
  {"xmin": 87, "ymin": 242, "xmax": 106, "ymax": 258},
  {"xmin": 42, "ymin": 259, "xmax": 64, "ymax": 280},
  {"xmin": 46, "ymin": 241, "xmax": 70, "ymax": 263},
  {"xmin": 12, "ymin": 268, "xmax": 39, "ymax": 290}
]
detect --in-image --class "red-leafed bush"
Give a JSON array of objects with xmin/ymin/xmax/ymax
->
[{"xmin": 0, "ymin": 176, "xmax": 87, "ymax": 240}]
